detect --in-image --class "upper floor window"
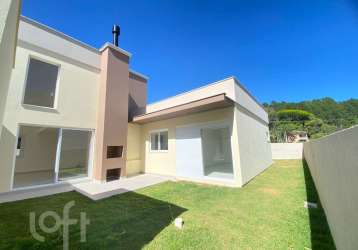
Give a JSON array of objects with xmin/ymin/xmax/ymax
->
[
  {"xmin": 150, "ymin": 130, "xmax": 168, "ymax": 151},
  {"xmin": 23, "ymin": 58, "xmax": 59, "ymax": 108}
]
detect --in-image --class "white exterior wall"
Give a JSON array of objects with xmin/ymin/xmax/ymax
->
[
  {"xmin": 146, "ymin": 77, "xmax": 235, "ymax": 113},
  {"xmin": 146, "ymin": 77, "xmax": 268, "ymax": 125},
  {"xmin": 176, "ymin": 125, "xmax": 205, "ymax": 179},
  {"xmin": 233, "ymin": 80, "xmax": 268, "ymax": 123},
  {"xmin": 271, "ymin": 143, "xmax": 303, "ymax": 159},
  {"xmin": 235, "ymin": 104, "xmax": 273, "ymax": 186},
  {"xmin": 303, "ymin": 126, "xmax": 358, "ymax": 250},
  {"xmin": 175, "ymin": 120, "xmax": 235, "ymax": 183},
  {"xmin": 0, "ymin": 0, "xmax": 20, "ymax": 137}
]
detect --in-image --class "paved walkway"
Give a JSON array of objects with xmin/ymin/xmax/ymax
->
[
  {"xmin": 0, "ymin": 183, "xmax": 75, "ymax": 204},
  {"xmin": 0, "ymin": 174, "xmax": 173, "ymax": 204}
]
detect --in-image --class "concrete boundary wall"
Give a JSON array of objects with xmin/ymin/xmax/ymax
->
[
  {"xmin": 271, "ymin": 143, "xmax": 303, "ymax": 159},
  {"xmin": 303, "ymin": 125, "xmax": 358, "ymax": 250}
]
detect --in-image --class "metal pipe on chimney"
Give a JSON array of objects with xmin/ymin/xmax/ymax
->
[{"xmin": 112, "ymin": 25, "xmax": 120, "ymax": 47}]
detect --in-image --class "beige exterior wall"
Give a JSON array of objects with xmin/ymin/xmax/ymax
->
[
  {"xmin": 0, "ymin": 45, "xmax": 99, "ymax": 192},
  {"xmin": 235, "ymin": 104, "xmax": 272, "ymax": 185},
  {"xmin": 126, "ymin": 123, "xmax": 142, "ymax": 176},
  {"xmin": 4, "ymin": 46, "xmax": 99, "ymax": 128},
  {"xmin": 0, "ymin": 0, "xmax": 21, "ymax": 137},
  {"xmin": 271, "ymin": 143, "xmax": 303, "ymax": 159},
  {"xmin": 139, "ymin": 107, "xmax": 239, "ymax": 183},
  {"xmin": 18, "ymin": 16, "xmax": 100, "ymax": 71},
  {"xmin": 0, "ymin": 15, "xmax": 148, "ymax": 191},
  {"xmin": 303, "ymin": 125, "xmax": 358, "ymax": 250}
]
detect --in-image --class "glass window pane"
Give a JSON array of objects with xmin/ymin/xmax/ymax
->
[
  {"xmin": 13, "ymin": 126, "xmax": 59, "ymax": 188},
  {"xmin": 151, "ymin": 133, "xmax": 159, "ymax": 150},
  {"xmin": 23, "ymin": 58, "xmax": 59, "ymax": 108},
  {"xmin": 59, "ymin": 130, "xmax": 91, "ymax": 180},
  {"xmin": 160, "ymin": 131, "xmax": 168, "ymax": 150}
]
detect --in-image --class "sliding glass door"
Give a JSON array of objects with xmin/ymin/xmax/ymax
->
[
  {"xmin": 13, "ymin": 126, "xmax": 93, "ymax": 189},
  {"xmin": 57, "ymin": 129, "xmax": 92, "ymax": 181},
  {"xmin": 13, "ymin": 126, "xmax": 59, "ymax": 188}
]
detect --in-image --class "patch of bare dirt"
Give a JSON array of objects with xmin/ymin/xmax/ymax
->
[{"xmin": 261, "ymin": 187, "xmax": 280, "ymax": 196}]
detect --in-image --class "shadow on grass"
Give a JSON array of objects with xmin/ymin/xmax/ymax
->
[
  {"xmin": 0, "ymin": 190, "xmax": 187, "ymax": 250},
  {"xmin": 302, "ymin": 160, "xmax": 336, "ymax": 250}
]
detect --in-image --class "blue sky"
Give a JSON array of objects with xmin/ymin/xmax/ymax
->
[{"xmin": 22, "ymin": 0, "xmax": 358, "ymax": 104}]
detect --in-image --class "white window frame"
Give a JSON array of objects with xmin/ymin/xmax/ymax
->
[
  {"xmin": 149, "ymin": 129, "xmax": 169, "ymax": 153},
  {"xmin": 266, "ymin": 131, "xmax": 271, "ymax": 143},
  {"xmin": 21, "ymin": 55, "xmax": 61, "ymax": 111}
]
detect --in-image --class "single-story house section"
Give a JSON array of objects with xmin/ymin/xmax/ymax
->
[
  {"xmin": 129, "ymin": 78, "xmax": 273, "ymax": 187},
  {"xmin": 0, "ymin": 13, "xmax": 272, "ymax": 195}
]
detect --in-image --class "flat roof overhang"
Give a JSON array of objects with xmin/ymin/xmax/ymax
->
[{"xmin": 132, "ymin": 93, "xmax": 234, "ymax": 124}]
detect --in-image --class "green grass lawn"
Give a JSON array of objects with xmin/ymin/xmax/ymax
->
[{"xmin": 0, "ymin": 160, "xmax": 335, "ymax": 249}]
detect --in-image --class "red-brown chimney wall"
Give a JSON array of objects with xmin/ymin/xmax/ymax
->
[
  {"xmin": 94, "ymin": 46, "xmax": 130, "ymax": 181},
  {"xmin": 128, "ymin": 72, "xmax": 147, "ymax": 120}
]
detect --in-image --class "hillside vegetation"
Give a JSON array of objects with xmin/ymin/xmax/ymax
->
[{"xmin": 263, "ymin": 98, "xmax": 358, "ymax": 142}]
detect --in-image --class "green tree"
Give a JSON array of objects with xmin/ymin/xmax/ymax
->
[
  {"xmin": 276, "ymin": 109, "xmax": 313, "ymax": 122},
  {"xmin": 265, "ymin": 97, "xmax": 358, "ymax": 141}
]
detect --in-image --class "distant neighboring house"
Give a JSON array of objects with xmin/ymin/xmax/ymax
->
[
  {"xmin": 0, "ymin": 11, "xmax": 272, "ymax": 196},
  {"xmin": 286, "ymin": 131, "xmax": 309, "ymax": 143}
]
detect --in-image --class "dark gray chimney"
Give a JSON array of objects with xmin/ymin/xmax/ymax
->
[{"xmin": 112, "ymin": 25, "xmax": 120, "ymax": 47}]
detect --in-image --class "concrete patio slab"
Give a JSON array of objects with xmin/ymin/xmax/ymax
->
[
  {"xmin": 0, "ymin": 183, "xmax": 75, "ymax": 204},
  {"xmin": 73, "ymin": 174, "xmax": 174, "ymax": 201},
  {"xmin": 0, "ymin": 174, "xmax": 173, "ymax": 204}
]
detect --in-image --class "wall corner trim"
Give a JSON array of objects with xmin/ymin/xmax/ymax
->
[
  {"xmin": 129, "ymin": 69, "xmax": 149, "ymax": 81},
  {"xmin": 99, "ymin": 42, "xmax": 132, "ymax": 58}
]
